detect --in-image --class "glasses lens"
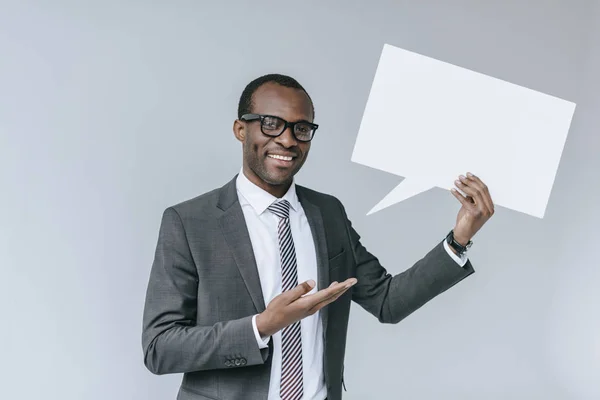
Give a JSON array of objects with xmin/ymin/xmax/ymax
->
[
  {"xmin": 261, "ymin": 116, "xmax": 285, "ymax": 135},
  {"xmin": 294, "ymin": 123, "xmax": 314, "ymax": 141},
  {"xmin": 259, "ymin": 116, "xmax": 315, "ymax": 141}
]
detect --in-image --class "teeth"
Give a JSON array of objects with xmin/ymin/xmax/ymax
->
[{"xmin": 269, "ymin": 154, "xmax": 293, "ymax": 161}]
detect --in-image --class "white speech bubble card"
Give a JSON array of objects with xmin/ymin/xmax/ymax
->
[{"xmin": 352, "ymin": 44, "xmax": 576, "ymax": 218}]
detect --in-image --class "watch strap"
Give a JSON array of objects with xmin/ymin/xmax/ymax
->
[{"xmin": 445, "ymin": 230, "xmax": 472, "ymax": 255}]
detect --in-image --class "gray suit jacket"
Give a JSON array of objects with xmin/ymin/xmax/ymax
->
[{"xmin": 142, "ymin": 175, "xmax": 474, "ymax": 400}]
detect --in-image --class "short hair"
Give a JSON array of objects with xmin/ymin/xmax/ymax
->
[{"xmin": 237, "ymin": 73, "xmax": 315, "ymax": 120}]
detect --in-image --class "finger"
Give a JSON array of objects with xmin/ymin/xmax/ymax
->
[
  {"xmin": 305, "ymin": 281, "xmax": 338, "ymax": 297},
  {"xmin": 327, "ymin": 284, "xmax": 354, "ymax": 302},
  {"xmin": 451, "ymin": 188, "xmax": 475, "ymax": 209},
  {"xmin": 308, "ymin": 285, "xmax": 353, "ymax": 313},
  {"xmin": 303, "ymin": 278, "xmax": 358, "ymax": 313},
  {"xmin": 450, "ymin": 187, "xmax": 470, "ymax": 207},
  {"xmin": 465, "ymin": 173, "xmax": 494, "ymax": 215},
  {"xmin": 455, "ymin": 176, "xmax": 484, "ymax": 208},
  {"xmin": 302, "ymin": 279, "xmax": 356, "ymax": 307},
  {"xmin": 321, "ymin": 279, "xmax": 355, "ymax": 299},
  {"xmin": 467, "ymin": 173, "xmax": 495, "ymax": 215},
  {"xmin": 283, "ymin": 279, "xmax": 316, "ymax": 303},
  {"xmin": 466, "ymin": 172, "xmax": 488, "ymax": 193}
]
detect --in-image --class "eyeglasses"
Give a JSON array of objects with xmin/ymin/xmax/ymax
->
[{"xmin": 240, "ymin": 113, "xmax": 319, "ymax": 142}]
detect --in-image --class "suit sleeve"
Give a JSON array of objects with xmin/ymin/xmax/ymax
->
[
  {"xmin": 142, "ymin": 207, "xmax": 270, "ymax": 375},
  {"xmin": 336, "ymin": 200, "xmax": 475, "ymax": 324}
]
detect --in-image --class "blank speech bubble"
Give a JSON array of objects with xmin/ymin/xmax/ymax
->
[{"xmin": 352, "ymin": 44, "xmax": 576, "ymax": 218}]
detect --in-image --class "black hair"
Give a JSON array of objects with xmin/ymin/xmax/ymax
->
[{"xmin": 237, "ymin": 73, "xmax": 314, "ymax": 119}]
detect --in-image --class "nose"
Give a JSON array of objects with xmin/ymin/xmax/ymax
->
[{"xmin": 274, "ymin": 126, "xmax": 298, "ymax": 148}]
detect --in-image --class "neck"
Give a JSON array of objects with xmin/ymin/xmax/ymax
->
[{"xmin": 242, "ymin": 166, "xmax": 292, "ymax": 198}]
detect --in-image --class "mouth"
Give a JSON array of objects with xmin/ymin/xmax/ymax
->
[
  {"xmin": 267, "ymin": 153, "xmax": 297, "ymax": 167},
  {"xmin": 268, "ymin": 154, "xmax": 295, "ymax": 161}
]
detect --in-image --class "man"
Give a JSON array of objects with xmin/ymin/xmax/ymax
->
[{"xmin": 142, "ymin": 74, "xmax": 494, "ymax": 400}]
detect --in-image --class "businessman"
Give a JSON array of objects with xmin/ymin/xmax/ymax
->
[{"xmin": 142, "ymin": 73, "xmax": 495, "ymax": 400}]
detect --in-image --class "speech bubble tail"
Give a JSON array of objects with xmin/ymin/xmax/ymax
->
[{"xmin": 367, "ymin": 179, "xmax": 433, "ymax": 215}]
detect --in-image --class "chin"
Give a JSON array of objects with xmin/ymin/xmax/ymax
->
[
  {"xmin": 247, "ymin": 158, "xmax": 299, "ymax": 188},
  {"xmin": 259, "ymin": 167, "xmax": 294, "ymax": 185},
  {"xmin": 263, "ymin": 172, "xmax": 293, "ymax": 186}
]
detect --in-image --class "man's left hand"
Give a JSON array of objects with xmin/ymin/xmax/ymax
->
[{"xmin": 450, "ymin": 172, "xmax": 495, "ymax": 245}]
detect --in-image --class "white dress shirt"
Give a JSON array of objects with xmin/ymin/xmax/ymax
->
[{"xmin": 236, "ymin": 169, "xmax": 467, "ymax": 400}]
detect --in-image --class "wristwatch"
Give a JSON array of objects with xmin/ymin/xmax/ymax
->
[{"xmin": 445, "ymin": 230, "xmax": 472, "ymax": 256}]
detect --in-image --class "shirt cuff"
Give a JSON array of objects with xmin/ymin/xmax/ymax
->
[
  {"xmin": 443, "ymin": 239, "xmax": 469, "ymax": 267},
  {"xmin": 252, "ymin": 314, "xmax": 271, "ymax": 349}
]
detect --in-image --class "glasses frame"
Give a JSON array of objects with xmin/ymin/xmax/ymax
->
[{"xmin": 240, "ymin": 113, "xmax": 319, "ymax": 142}]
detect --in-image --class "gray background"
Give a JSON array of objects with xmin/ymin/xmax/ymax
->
[{"xmin": 1, "ymin": 0, "xmax": 599, "ymax": 399}]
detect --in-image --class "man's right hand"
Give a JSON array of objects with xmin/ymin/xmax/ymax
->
[{"xmin": 255, "ymin": 278, "xmax": 357, "ymax": 337}]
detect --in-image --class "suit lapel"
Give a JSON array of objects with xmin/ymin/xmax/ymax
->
[
  {"xmin": 296, "ymin": 187, "xmax": 330, "ymax": 331},
  {"xmin": 215, "ymin": 178, "xmax": 330, "ymax": 322},
  {"xmin": 217, "ymin": 176, "xmax": 266, "ymax": 314}
]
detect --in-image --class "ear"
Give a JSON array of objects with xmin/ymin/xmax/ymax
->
[{"xmin": 233, "ymin": 119, "xmax": 245, "ymax": 143}]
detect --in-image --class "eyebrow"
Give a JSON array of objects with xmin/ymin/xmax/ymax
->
[{"xmin": 262, "ymin": 113, "xmax": 313, "ymax": 123}]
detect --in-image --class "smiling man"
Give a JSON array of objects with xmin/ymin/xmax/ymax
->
[
  {"xmin": 142, "ymin": 74, "xmax": 495, "ymax": 400},
  {"xmin": 235, "ymin": 78, "xmax": 314, "ymax": 196}
]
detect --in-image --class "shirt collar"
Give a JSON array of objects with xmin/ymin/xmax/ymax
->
[{"xmin": 236, "ymin": 168, "xmax": 300, "ymax": 215}]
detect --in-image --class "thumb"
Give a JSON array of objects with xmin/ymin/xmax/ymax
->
[{"xmin": 284, "ymin": 279, "xmax": 316, "ymax": 302}]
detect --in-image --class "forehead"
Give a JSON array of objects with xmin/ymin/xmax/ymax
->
[{"xmin": 251, "ymin": 82, "xmax": 313, "ymax": 122}]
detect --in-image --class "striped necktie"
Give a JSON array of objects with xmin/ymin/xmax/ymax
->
[{"xmin": 268, "ymin": 199, "xmax": 304, "ymax": 400}]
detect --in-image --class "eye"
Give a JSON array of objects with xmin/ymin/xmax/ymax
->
[
  {"xmin": 295, "ymin": 123, "xmax": 311, "ymax": 134},
  {"xmin": 262, "ymin": 116, "xmax": 283, "ymax": 130}
]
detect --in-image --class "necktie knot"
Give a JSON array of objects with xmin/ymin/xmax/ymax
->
[{"xmin": 268, "ymin": 199, "xmax": 291, "ymax": 219}]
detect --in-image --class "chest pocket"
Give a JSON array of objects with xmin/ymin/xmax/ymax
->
[
  {"xmin": 329, "ymin": 247, "xmax": 346, "ymax": 265},
  {"xmin": 328, "ymin": 248, "xmax": 351, "ymax": 280}
]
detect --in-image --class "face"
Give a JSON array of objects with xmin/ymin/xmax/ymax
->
[{"xmin": 233, "ymin": 82, "xmax": 314, "ymax": 196}]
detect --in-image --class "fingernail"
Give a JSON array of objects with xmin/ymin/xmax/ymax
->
[
  {"xmin": 307, "ymin": 280, "xmax": 315, "ymax": 287},
  {"xmin": 459, "ymin": 175, "xmax": 465, "ymax": 179},
  {"xmin": 455, "ymin": 180, "xmax": 460, "ymax": 184},
  {"xmin": 467, "ymin": 172, "xmax": 473, "ymax": 177}
]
